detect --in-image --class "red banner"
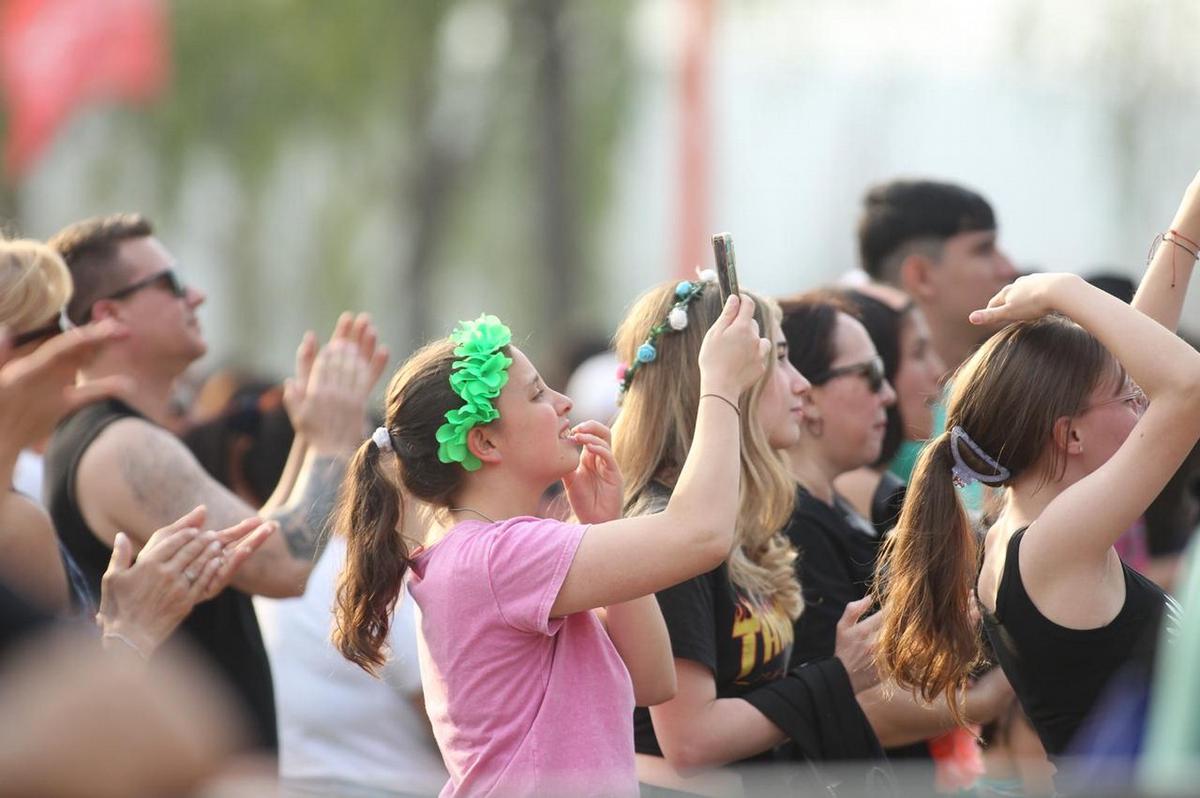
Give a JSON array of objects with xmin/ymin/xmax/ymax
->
[{"xmin": 1, "ymin": 0, "xmax": 168, "ymax": 180}]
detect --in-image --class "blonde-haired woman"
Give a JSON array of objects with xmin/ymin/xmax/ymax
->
[
  {"xmin": 1, "ymin": 238, "xmax": 74, "ymax": 608},
  {"xmin": 3, "ymin": 238, "xmax": 74, "ymax": 502},
  {"xmin": 613, "ymin": 277, "xmax": 884, "ymax": 794},
  {"xmin": 1, "ymin": 237, "xmax": 72, "ymax": 343}
]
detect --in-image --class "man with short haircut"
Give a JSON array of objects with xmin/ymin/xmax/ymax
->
[
  {"xmin": 44, "ymin": 214, "xmax": 386, "ymax": 750},
  {"xmin": 858, "ymin": 179, "xmax": 1018, "ymax": 374}
]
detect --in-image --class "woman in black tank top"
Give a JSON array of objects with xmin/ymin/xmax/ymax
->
[{"xmin": 873, "ymin": 169, "xmax": 1200, "ymax": 765}]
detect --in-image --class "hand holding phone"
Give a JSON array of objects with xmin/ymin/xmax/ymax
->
[{"xmin": 711, "ymin": 233, "xmax": 740, "ymax": 303}]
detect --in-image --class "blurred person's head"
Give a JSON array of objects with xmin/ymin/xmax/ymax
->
[
  {"xmin": 0, "ymin": 238, "xmax": 71, "ymax": 355},
  {"xmin": 50, "ymin": 214, "xmax": 207, "ymax": 377},
  {"xmin": 564, "ymin": 350, "xmax": 620, "ymax": 427},
  {"xmin": 182, "ymin": 372, "xmax": 294, "ymax": 507},
  {"xmin": 611, "ymin": 280, "xmax": 805, "ymax": 620},
  {"xmin": 779, "ymin": 291, "xmax": 897, "ymax": 486},
  {"xmin": 837, "ymin": 285, "xmax": 945, "ymax": 466},
  {"xmin": 858, "ymin": 179, "xmax": 1017, "ymax": 370},
  {"xmin": 0, "ymin": 623, "xmax": 248, "ymax": 798}
]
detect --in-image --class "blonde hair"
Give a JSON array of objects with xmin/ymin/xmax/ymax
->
[
  {"xmin": 0, "ymin": 239, "xmax": 72, "ymax": 333},
  {"xmin": 612, "ymin": 283, "xmax": 803, "ymax": 620}
]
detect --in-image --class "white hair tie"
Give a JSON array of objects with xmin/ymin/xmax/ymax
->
[{"xmin": 371, "ymin": 426, "xmax": 394, "ymax": 452}]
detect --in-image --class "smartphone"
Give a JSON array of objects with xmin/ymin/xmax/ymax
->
[{"xmin": 711, "ymin": 232, "xmax": 740, "ymax": 303}]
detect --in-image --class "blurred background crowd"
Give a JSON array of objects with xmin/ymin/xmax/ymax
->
[
  {"xmin": 5, "ymin": 0, "xmax": 1200, "ymax": 387},
  {"xmin": 4, "ymin": 1, "xmax": 1200, "ymax": 797}
]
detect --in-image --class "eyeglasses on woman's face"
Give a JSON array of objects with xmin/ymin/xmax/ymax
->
[
  {"xmin": 1085, "ymin": 381, "xmax": 1148, "ymax": 415},
  {"xmin": 810, "ymin": 355, "xmax": 887, "ymax": 393}
]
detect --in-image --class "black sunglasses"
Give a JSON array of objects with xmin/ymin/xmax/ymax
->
[
  {"xmin": 12, "ymin": 312, "xmax": 66, "ymax": 348},
  {"xmin": 810, "ymin": 355, "xmax": 887, "ymax": 393},
  {"xmin": 83, "ymin": 269, "xmax": 187, "ymax": 322}
]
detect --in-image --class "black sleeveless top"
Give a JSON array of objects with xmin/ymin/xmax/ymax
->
[
  {"xmin": 44, "ymin": 398, "xmax": 278, "ymax": 751},
  {"xmin": 980, "ymin": 527, "xmax": 1177, "ymax": 757}
]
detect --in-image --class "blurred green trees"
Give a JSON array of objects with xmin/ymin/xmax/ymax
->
[{"xmin": 5, "ymin": 0, "xmax": 632, "ymax": 382}]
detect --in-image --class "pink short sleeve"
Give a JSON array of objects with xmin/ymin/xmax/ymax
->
[{"xmin": 485, "ymin": 518, "xmax": 588, "ymax": 635}]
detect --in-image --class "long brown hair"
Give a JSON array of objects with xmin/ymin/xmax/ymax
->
[
  {"xmin": 872, "ymin": 314, "xmax": 1120, "ymax": 720},
  {"xmin": 612, "ymin": 282, "xmax": 803, "ymax": 620},
  {"xmin": 333, "ymin": 339, "xmax": 501, "ymax": 673}
]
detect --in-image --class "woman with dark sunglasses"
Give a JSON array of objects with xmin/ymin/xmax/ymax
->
[
  {"xmin": 776, "ymin": 291, "xmax": 1013, "ymax": 786},
  {"xmin": 831, "ymin": 285, "xmax": 945, "ymax": 537}
]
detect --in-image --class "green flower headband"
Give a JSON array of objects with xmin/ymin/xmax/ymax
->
[{"xmin": 435, "ymin": 314, "xmax": 513, "ymax": 471}]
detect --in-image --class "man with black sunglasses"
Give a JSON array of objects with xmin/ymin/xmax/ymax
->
[{"xmin": 42, "ymin": 214, "xmax": 388, "ymax": 751}]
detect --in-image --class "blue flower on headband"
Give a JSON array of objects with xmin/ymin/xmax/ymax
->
[{"xmin": 618, "ymin": 271, "xmax": 718, "ymax": 402}]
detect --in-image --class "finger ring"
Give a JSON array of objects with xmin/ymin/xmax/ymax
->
[{"xmin": 184, "ymin": 569, "xmax": 198, "ymax": 583}]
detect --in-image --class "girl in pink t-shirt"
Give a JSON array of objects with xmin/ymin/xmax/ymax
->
[{"xmin": 332, "ymin": 294, "xmax": 770, "ymax": 797}]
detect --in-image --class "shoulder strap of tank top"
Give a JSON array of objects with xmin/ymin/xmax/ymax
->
[{"xmin": 992, "ymin": 527, "xmax": 1030, "ymax": 618}]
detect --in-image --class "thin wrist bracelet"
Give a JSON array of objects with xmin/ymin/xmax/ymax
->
[{"xmin": 700, "ymin": 393, "xmax": 741, "ymax": 416}]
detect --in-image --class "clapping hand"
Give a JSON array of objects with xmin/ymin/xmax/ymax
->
[
  {"xmin": 283, "ymin": 312, "xmax": 389, "ymax": 455},
  {"xmin": 96, "ymin": 506, "xmax": 275, "ymax": 658}
]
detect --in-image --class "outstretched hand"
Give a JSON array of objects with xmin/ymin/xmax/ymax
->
[
  {"xmin": 283, "ymin": 312, "xmax": 389, "ymax": 454},
  {"xmin": 0, "ymin": 320, "xmax": 131, "ymax": 454},
  {"xmin": 561, "ymin": 420, "xmax": 624, "ymax": 524}
]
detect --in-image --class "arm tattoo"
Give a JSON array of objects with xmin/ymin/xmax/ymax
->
[{"xmin": 270, "ymin": 455, "xmax": 346, "ymax": 561}]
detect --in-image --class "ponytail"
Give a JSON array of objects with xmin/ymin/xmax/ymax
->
[
  {"xmin": 872, "ymin": 431, "xmax": 981, "ymax": 724},
  {"xmin": 333, "ymin": 438, "xmax": 410, "ymax": 675}
]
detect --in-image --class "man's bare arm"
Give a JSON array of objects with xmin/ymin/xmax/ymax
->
[
  {"xmin": 271, "ymin": 450, "xmax": 344, "ymax": 561},
  {"xmin": 80, "ymin": 418, "xmax": 344, "ymax": 598}
]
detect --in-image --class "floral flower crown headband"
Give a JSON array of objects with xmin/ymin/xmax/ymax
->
[
  {"xmin": 617, "ymin": 269, "xmax": 718, "ymax": 403},
  {"xmin": 434, "ymin": 314, "xmax": 513, "ymax": 471}
]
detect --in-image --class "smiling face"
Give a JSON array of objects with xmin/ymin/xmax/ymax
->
[
  {"xmin": 484, "ymin": 346, "xmax": 581, "ymax": 485},
  {"xmin": 806, "ymin": 313, "xmax": 898, "ymax": 474},
  {"xmin": 756, "ymin": 318, "xmax": 811, "ymax": 450}
]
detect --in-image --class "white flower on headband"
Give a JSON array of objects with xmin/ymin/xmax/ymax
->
[
  {"xmin": 696, "ymin": 267, "xmax": 718, "ymax": 283},
  {"xmin": 668, "ymin": 307, "xmax": 689, "ymax": 330}
]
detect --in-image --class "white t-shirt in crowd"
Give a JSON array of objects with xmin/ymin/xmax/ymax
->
[{"xmin": 255, "ymin": 537, "xmax": 447, "ymax": 797}]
